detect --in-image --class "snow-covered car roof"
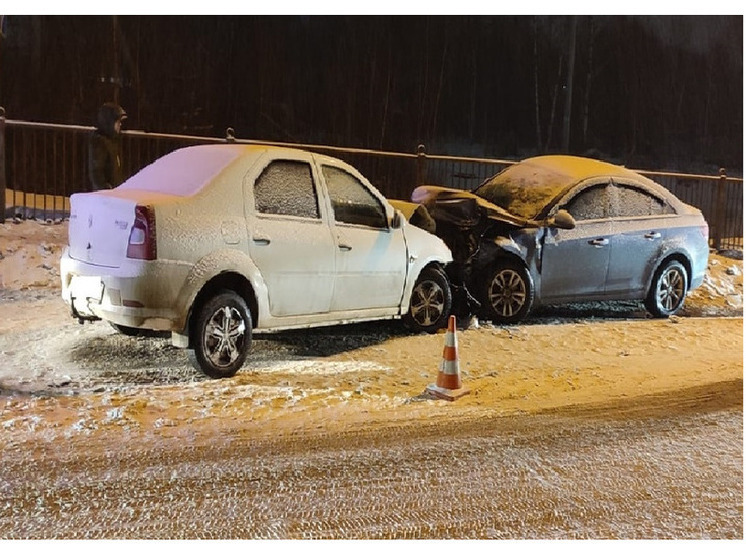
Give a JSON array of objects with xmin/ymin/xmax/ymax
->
[
  {"xmin": 474, "ymin": 155, "xmax": 670, "ymax": 219},
  {"xmin": 116, "ymin": 144, "xmax": 267, "ymax": 197}
]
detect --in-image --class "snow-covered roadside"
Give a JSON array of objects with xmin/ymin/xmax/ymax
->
[
  {"xmin": 0, "ymin": 219, "xmax": 742, "ymax": 447},
  {"xmin": 0, "ymin": 219, "xmax": 741, "ymax": 542},
  {"xmin": 0, "ymin": 219, "xmax": 67, "ymax": 291}
]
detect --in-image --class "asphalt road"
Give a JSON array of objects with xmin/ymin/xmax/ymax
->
[
  {"xmin": 0, "ymin": 292, "xmax": 742, "ymax": 539},
  {"xmin": 1, "ymin": 380, "xmax": 742, "ymax": 539}
]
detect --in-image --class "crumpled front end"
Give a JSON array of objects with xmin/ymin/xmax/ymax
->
[{"xmin": 405, "ymin": 185, "xmax": 535, "ymax": 317}]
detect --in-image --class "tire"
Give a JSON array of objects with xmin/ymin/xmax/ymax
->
[
  {"xmin": 403, "ymin": 266, "xmax": 452, "ymax": 334},
  {"xmin": 188, "ymin": 290, "xmax": 252, "ymax": 378},
  {"xmin": 645, "ymin": 260, "xmax": 688, "ymax": 318},
  {"xmin": 482, "ymin": 260, "xmax": 534, "ymax": 324}
]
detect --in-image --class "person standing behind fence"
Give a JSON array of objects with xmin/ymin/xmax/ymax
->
[{"xmin": 88, "ymin": 102, "xmax": 127, "ymax": 191}]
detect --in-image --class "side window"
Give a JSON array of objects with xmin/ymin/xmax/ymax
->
[
  {"xmin": 254, "ymin": 160, "xmax": 319, "ymax": 219},
  {"xmin": 611, "ymin": 185, "xmax": 675, "ymax": 217},
  {"xmin": 322, "ymin": 165, "xmax": 387, "ymax": 229},
  {"xmin": 563, "ymin": 184, "xmax": 608, "ymax": 221}
]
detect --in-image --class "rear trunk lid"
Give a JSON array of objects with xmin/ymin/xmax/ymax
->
[{"xmin": 68, "ymin": 190, "xmax": 175, "ymax": 268}]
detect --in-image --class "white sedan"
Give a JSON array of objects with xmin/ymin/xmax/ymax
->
[{"xmin": 61, "ymin": 145, "xmax": 453, "ymax": 378}]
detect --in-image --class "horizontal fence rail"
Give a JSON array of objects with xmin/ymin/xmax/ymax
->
[{"xmin": 0, "ymin": 109, "xmax": 742, "ymax": 252}]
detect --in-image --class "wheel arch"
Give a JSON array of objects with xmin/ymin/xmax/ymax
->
[
  {"xmin": 475, "ymin": 244, "xmax": 533, "ymax": 290},
  {"xmin": 402, "ymin": 262, "xmax": 452, "ymax": 333},
  {"xmin": 399, "ymin": 256, "xmax": 451, "ymax": 313},
  {"xmin": 187, "ymin": 272, "xmax": 259, "ymax": 348},
  {"xmin": 645, "ymin": 253, "xmax": 691, "ymax": 318},
  {"xmin": 650, "ymin": 251, "xmax": 693, "ymax": 293},
  {"xmin": 173, "ymin": 250, "xmax": 267, "ymax": 344},
  {"xmin": 478, "ymin": 250, "xmax": 536, "ymax": 323}
]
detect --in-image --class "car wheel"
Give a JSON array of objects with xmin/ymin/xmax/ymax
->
[
  {"xmin": 645, "ymin": 260, "xmax": 688, "ymax": 317},
  {"xmin": 482, "ymin": 261, "xmax": 534, "ymax": 323},
  {"xmin": 403, "ymin": 267, "xmax": 451, "ymax": 334},
  {"xmin": 188, "ymin": 290, "xmax": 252, "ymax": 378}
]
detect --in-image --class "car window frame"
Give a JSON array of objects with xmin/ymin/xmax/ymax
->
[
  {"xmin": 320, "ymin": 163, "xmax": 390, "ymax": 230},
  {"xmin": 250, "ymin": 157, "xmax": 324, "ymax": 223},
  {"xmin": 608, "ymin": 179, "xmax": 678, "ymax": 220},
  {"xmin": 551, "ymin": 179, "xmax": 613, "ymax": 224}
]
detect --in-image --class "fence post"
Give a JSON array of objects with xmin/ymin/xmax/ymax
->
[
  {"xmin": 0, "ymin": 106, "xmax": 6, "ymax": 224},
  {"xmin": 416, "ymin": 144, "xmax": 427, "ymax": 186},
  {"xmin": 715, "ymin": 168, "xmax": 727, "ymax": 251}
]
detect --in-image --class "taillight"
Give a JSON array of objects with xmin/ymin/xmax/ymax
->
[
  {"xmin": 126, "ymin": 205, "xmax": 157, "ymax": 260},
  {"xmin": 699, "ymin": 224, "xmax": 709, "ymax": 239}
]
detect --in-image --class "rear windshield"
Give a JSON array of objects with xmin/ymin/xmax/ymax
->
[{"xmin": 117, "ymin": 145, "xmax": 243, "ymax": 197}]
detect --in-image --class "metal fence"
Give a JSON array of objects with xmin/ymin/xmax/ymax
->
[{"xmin": 1, "ymin": 107, "xmax": 742, "ymax": 251}]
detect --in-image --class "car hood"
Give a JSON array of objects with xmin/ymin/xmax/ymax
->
[{"xmin": 410, "ymin": 185, "xmax": 535, "ymax": 229}]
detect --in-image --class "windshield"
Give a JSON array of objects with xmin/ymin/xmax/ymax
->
[
  {"xmin": 474, "ymin": 161, "xmax": 574, "ymax": 219},
  {"xmin": 118, "ymin": 145, "xmax": 244, "ymax": 197}
]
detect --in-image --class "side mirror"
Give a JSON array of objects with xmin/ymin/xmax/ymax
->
[
  {"xmin": 550, "ymin": 209, "xmax": 576, "ymax": 230},
  {"xmin": 390, "ymin": 209, "xmax": 404, "ymax": 230}
]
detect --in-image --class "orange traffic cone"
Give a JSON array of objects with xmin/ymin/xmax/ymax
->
[{"xmin": 425, "ymin": 315, "xmax": 470, "ymax": 401}]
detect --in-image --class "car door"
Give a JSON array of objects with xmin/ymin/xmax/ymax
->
[
  {"xmin": 540, "ymin": 181, "xmax": 613, "ymax": 301},
  {"xmin": 605, "ymin": 180, "xmax": 678, "ymax": 297},
  {"xmin": 319, "ymin": 163, "xmax": 408, "ymax": 312},
  {"xmin": 246, "ymin": 156, "xmax": 336, "ymax": 317}
]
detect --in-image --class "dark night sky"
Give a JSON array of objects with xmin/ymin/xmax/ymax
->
[{"xmin": 0, "ymin": 12, "xmax": 742, "ymax": 173}]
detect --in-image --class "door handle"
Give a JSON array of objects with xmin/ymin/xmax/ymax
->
[
  {"xmin": 645, "ymin": 232, "xmax": 661, "ymax": 239},
  {"xmin": 252, "ymin": 236, "xmax": 271, "ymax": 246},
  {"xmin": 338, "ymin": 243, "xmax": 352, "ymax": 252},
  {"xmin": 589, "ymin": 238, "xmax": 609, "ymax": 247}
]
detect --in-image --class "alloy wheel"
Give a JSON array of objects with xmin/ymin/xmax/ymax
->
[
  {"xmin": 658, "ymin": 267, "xmax": 686, "ymax": 312},
  {"xmin": 410, "ymin": 279, "xmax": 446, "ymax": 327},
  {"xmin": 203, "ymin": 305, "xmax": 247, "ymax": 369},
  {"xmin": 488, "ymin": 269, "xmax": 527, "ymax": 318}
]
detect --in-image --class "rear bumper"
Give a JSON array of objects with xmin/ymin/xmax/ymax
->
[
  {"xmin": 690, "ymin": 265, "xmax": 706, "ymax": 291},
  {"xmin": 60, "ymin": 247, "xmax": 189, "ymax": 331},
  {"xmin": 688, "ymin": 238, "xmax": 710, "ymax": 292}
]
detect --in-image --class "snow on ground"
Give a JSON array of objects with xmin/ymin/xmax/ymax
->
[
  {"xmin": 0, "ymin": 218, "xmax": 742, "ymax": 442},
  {"xmin": 0, "ymin": 219, "xmax": 742, "ymax": 539},
  {"xmin": 0, "ymin": 218, "xmax": 67, "ymax": 291}
]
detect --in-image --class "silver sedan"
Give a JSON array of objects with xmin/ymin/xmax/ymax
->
[{"xmin": 409, "ymin": 155, "xmax": 710, "ymax": 323}]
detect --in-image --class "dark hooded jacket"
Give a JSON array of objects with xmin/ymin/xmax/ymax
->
[{"xmin": 88, "ymin": 103, "xmax": 126, "ymax": 190}]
